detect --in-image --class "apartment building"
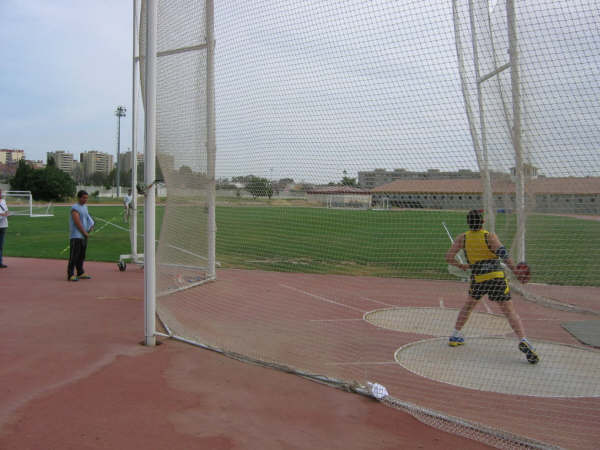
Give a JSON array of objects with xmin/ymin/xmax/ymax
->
[
  {"xmin": 80, "ymin": 150, "xmax": 114, "ymax": 177},
  {"xmin": 47, "ymin": 151, "xmax": 76, "ymax": 174}
]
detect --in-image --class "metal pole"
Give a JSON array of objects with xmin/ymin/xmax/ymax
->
[
  {"xmin": 116, "ymin": 114, "xmax": 121, "ymax": 197},
  {"xmin": 206, "ymin": 0, "xmax": 216, "ymax": 279},
  {"xmin": 131, "ymin": 0, "xmax": 138, "ymax": 262},
  {"xmin": 507, "ymin": 0, "xmax": 526, "ymax": 261},
  {"xmin": 115, "ymin": 106, "xmax": 127, "ymax": 198},
  {"xmin": 144, "ymin": 0, "xmax": 157, "ymax": 347},
  {"xmin": 468, "ymin": 0, "xmax": 495, "ymax": 233}
]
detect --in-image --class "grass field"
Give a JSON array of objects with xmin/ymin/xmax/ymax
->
[{"xmin": 4, "ymin": 205, "xmax": 599, "ymax": 285}]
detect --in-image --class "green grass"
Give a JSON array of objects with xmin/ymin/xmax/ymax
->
[{"xmin": 4, "ymin": 206, "xmax": 599, "ymax": 286}]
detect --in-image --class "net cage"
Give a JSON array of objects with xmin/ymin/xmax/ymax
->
[{"xmin": 137, "ymin": 1, "xmax": 600, "ymax": 448}]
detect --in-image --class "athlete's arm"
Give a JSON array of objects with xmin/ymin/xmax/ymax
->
[
  {"xmin": 487, "ymin": 233, "xmax": 516, "ymax": 273},
  {"xmin": 445, "ymin": 233, "xmax": 469, "ymax": 271}
]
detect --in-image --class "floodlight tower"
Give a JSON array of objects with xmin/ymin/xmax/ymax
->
[{"xmin": 115, "ymin": 105, "xmax": 127, "ymax": 197}]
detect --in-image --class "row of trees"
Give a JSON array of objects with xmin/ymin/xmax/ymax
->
[
  {"xmin": 10, "ymin": 158, "xmax": 76, "ymax": 201},
  {"xmin": 216, "ymin": 171, "xmax": 359, "ymax": 200},
  {"xmin": 9, "ymin": 160, "xmax": 162, "ymax": 201},
  {"xmin": 9, "ymin": 159, "xmax": 359, "ymax": 202}
]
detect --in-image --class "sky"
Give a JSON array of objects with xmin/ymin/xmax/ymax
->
[
  {"xmin": 0, "ymin": 0, "xmax": 133, "ymax": 162},
  {"xmin": 2, "ymin": 0, "xmax": 598, "ymax": 183}
]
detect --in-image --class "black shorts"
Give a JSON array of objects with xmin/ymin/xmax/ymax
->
[{"xmin": 469, "ymin": 277, "xmax": 511, "ymax": 302}]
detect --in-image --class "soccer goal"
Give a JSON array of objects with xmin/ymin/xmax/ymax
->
[{"xmin": 4, "ymin": 191, "xmax": 54, "ymax": 217}]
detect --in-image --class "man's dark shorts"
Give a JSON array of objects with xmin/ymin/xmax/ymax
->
[{"xmin": 469, "ymin": 277, "xmax": 511, "ymax": 302}]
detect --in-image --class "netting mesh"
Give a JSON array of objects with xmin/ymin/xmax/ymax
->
[{"xmin": 140, "ymin": 1, "xmax": 600, "ymax": 448}]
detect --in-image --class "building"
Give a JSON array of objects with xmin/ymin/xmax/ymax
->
[
  {"xmin": 0, "ymin": 149, "xmax": 25, "ymax": 164},
  {"xmin": 118, "ymin": 151, "xmax": 143, "ymax": 174},
  {"xmin": 80, "ymin": 151, "xmax": 114, "ymax": 178},
  {"xmin": 358, "ymin": 168, "xmax": 480, "ymax": 190},
  {"xmin": 27, "ymin": 160, "xmax": 46, "ymax": 169},
  {"xmin": 47, "ymin": 151, "xmax": 76, "ymax": 174},
  {"xmin": 307, "ymin": 186, "xmax": 371, "ymax": 209},
  {"xmin": 370, "ymin": 177, "xmax": 600, "ymax": 214}
]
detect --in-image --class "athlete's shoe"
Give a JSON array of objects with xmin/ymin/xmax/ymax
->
[
  {"xmin": 519, "ymin": 340, "xmax": 539, "ymax": 364},
  {"xmin": 448, "ymin": 335, "xmax": 465, "ymax": 347},
  {"xmin": 78, "ymin": 273, "xmax": 92, "ymax": 279},
  {"xmin": 68, "ymin": 275, "xmax": 79, "ymax": 282}
]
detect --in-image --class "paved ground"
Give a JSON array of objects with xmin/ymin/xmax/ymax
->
[{"xmin": 0, "ymin": 257, "xmax": 491, "ymax": 450}]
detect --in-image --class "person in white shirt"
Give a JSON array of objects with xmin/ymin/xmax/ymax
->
[
  {"xmin": 123, "ymin": 189, "xmax": 132, "ymax": 223},
  {"xmin": 0, "ymin": 189, "xmax": 9, "ymax": 268}
]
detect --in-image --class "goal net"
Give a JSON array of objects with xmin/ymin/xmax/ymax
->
[
  {"xmin": 143, "ymin": 1, "xmax": 600, "ymax": 448},
  {"xmin": 4, "ymin": 191, "xmax": 54, "ymax": 217}
]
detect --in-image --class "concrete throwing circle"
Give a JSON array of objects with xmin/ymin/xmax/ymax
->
[
  {"xmin": 364, "ymin": 307, "xmax": 512, "ymax": 337},
  {"xmin": 394, "ymin": 337, "xmax": 600, "ymax": 398}
]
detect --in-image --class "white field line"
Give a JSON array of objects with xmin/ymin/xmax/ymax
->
[
  {"xmin": 309, "ymin": 318, "xmax": 364, "ymax": 322},
  {"xmin": 279, "ymin": 284, "xmax": 365, "ymax": 313},
  {"xmin": 324, "ymin": 361, "xmax": 397, "ymax": 366},
  {"xmin": 360, "ymin": 296, "xmax": 395, "ymax": 307},
  {"xmin": 482, "ymin": 300, "xmax": 493, "ymax": 314},
  {"xmin": 439, "ymin": 297, "xmax": 445, "ymax": 308}
]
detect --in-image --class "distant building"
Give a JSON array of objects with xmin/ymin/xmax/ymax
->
[
  {"xmin": 118, "ymin": 151, "xmax": 143, "ymax": 174},
  {"xmin": 27, "ymin": 160, "xmax": 46, "ymax": 169},
  {"xmin": 0, "ymin": 149, "xmax": 25, "ymax": 164},
  {"xmin": 370, "ymin": 177, "xmax": 600, "ymax": 214},
  {"xmin": 358, "ymin": 168, "xmax": 480, "ymax": 190},
  {"xmin": 47, "ymin": 151, "xmax": 76, "ymax": 174},
  {"xmin": 80, "ymin": 150, "xmax": 114, "ymax": 177},
  {"xmin": 307, "ymin": 186, "xmax": 371, "ymax": 209}
]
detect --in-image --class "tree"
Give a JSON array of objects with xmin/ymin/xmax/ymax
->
[
  {"xmin": 341, "ymin": 170, "xmax": 357, "ymax": 187},
  {"xmin": 10, "ymin": 159, "xmax": 36, "ymax": 191},
  {"xmin": 10, "ymin": 158, "xmax": 76, "ymax": 201},
  {"xmin": 341, "ymin": 176, "xmax": 357, "ymax": 187},
  {"xmin": 105, "ymin": 168, "xmax": 117, "ymax": 190},
  {"xmin": 88, "ymin": 171, "xmax": 107, "ymax": 187},
  {"xmin": 245, "ymin": 176, "xmax": 273, "ymax": 199}
]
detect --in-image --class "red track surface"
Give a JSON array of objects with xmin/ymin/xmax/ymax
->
[{"xmin": 0, "ymin": 257, "xmax": 491, "ymax": 450}]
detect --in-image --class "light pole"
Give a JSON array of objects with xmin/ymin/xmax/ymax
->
[{"xmin": 115, "ymin": 105, "xmax": 127, "ymax": 196}]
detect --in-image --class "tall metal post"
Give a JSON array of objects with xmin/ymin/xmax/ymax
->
[
  {"xmin": 507, "ymin": 0, "xmax": 526, "ymax": 261},
  {"xmin": 206, "ymin": 0, "xmax": 216, "ymax": 279},
  {"xmin": 144, "ymin": 0, "xmax": 157, "ymax": 347},
  {"xmin": 115, "ymin": 105, "xmax": 127, "ymax": 197},
  {"xmin": 131, "ymin": 0, "xmax": 138, "ymax": 262},
  {"xmin": 468, "ymin": 0, "xmax": 495, "ymax": 233}
]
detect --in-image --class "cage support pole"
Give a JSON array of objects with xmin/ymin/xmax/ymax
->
[
  {"xmin": 507, "ymin": 0, "xmax": 525, "ymax": 261},
  {"xmin": 143, "ymin": 0, "xmax": 157, "ymax": 347},
  {"xmin": 206, "ymin": 0, "xmax": 217, "ymax": 279},
  {"xmin": 131, "ymin": 0, "xmax": 138, "ymax": 263}
]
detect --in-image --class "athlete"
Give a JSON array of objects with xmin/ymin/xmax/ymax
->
[{"xmin": 445, "ymin": 209, "xmax": 539, "ymax": 364}]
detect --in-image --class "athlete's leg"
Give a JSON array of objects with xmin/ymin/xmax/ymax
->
[
  {"xmin": 497, "ymin": 300, "xmax": 525, "ymax": 339},
  {"xmin": 455, "ymin": 296, "xmax": 479, "ymax": 331}
]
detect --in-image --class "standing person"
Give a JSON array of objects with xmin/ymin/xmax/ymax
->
[
  {"xmin": 67, "ymin": 190, "xmax": 94, "ymax": 281},
  {"xmin": 0, "ymin": 189, "xmax": 8, "ymax": 268},
  {"xmin": 123, "ymin": 189, "xmax": 132, "ymax": 223},
  {"xmin": 445, "ymin": 209, "xmax": 539, "ymax": 364}
]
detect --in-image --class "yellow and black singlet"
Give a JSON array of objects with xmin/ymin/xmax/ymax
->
[{"xmin": 464, "ymin": 229, "xmax": 504, "ymax": 283}]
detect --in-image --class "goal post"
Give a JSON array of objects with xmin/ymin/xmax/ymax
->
[{"xmin": 4, "ymin": 191, "xmax": 54, "ymax": 217}]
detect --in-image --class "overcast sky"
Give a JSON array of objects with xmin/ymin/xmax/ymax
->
[
  {"xmin": 2, "ymin": 0, "xmax": 598, "ymax": 183},
  {"xmin": 0, "ymin": 0, "xmax": 132, "ymax": 162}
]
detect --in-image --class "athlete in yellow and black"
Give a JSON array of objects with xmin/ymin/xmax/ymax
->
[
  {"xmin": 445, "ymin": 210, "xmax": 539, "ymax": 364},
  {"xmin": 464, "ymin": 227, "xmax": 510, "ymax": 302}
]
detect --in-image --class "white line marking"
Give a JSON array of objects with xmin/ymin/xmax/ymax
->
[
  {"xmin": 482, "ymin": 299, "xmax": 493, "ymax": 314},
  {"xmin": 309, "ymin": 318, "xmax": 363, "ymax": 322},
  {"xmin": 279, "ymin": 284, "xmax": 365, "ymax": 313},
  {"xmin": 361, "ymin": 297, "xmax": 394, "ymax": 307},
  {"xmin": 439, "ymin": 298, "xmax": 445, "ymax": 308},
  {"xmin": 324, "ymin": 361, "xmax": 397, "ymax": 366}
]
